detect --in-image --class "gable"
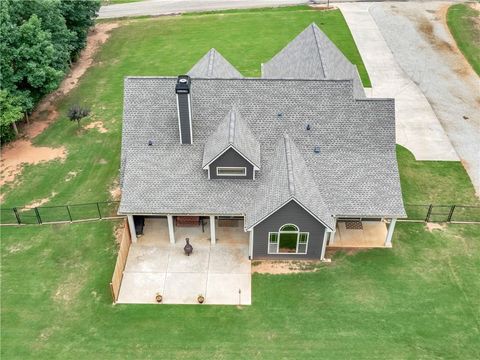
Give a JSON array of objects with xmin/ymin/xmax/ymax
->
[
  {"xmin": 254, "ymin": 199, "xmax": 327, "ymax": 232},
  {"xmin": 209, "ymin": 147, "xmax": 255, "ymax": 179}
]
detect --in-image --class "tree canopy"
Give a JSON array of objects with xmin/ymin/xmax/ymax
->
[{"xmin": 0, "ymin": 0, "xmax": 100, "ymax": 143}]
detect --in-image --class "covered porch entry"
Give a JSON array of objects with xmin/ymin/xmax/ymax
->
[
  {"xmin": 117, "ymin": 215, "xmax": 251, "ymax": 305},
  {"xmin": 327, "ymin": 218, "xmax": 397, "ymax": 248}
]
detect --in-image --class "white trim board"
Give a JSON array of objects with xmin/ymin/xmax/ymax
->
[{"xmin": 202, "ymin": 144, "xmax": 260, "ymax": 170}]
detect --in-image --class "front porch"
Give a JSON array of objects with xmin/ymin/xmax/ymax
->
[
  {"xmin": 327, "ymin": 219, "xmax": 396, "ymax": 248},
  {"xmin": 117, "ymin": 217, "xmax": 251, "ymax": 305}
]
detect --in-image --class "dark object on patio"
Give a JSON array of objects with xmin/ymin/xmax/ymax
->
[
  {"xmin": 134, "ymin": 216, "xmax": 145, "ymax": 236},
  {"xmin": 345, "ymin": 221, "xmax": 363, "ymax": 230},
  {"xmin": 184, "ymin": 238, "xmax": 193, "ymax": 256},
  {"xmin": 155, "ymin": 293, "xmax": 163, "ymax": 303},
  {"xmin": 197, "ymin": 294, "xmax": 205, "ymax": 304},
  {"xmin": 176, "ymin": 216, "xmax": 200, "ymax": 227}
]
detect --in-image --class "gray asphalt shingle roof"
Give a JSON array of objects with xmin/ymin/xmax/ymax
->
[
  {"xmin": 187, "ymin": 48, "xmax": 243, "ymax": 78},
  {"xmin": 247, "ymin": 134, "xmax": 334, "ymax": 229},
  {"xmin": 262, "ymin": 23, "xmax": 366, "ymax": 98},
  {"xmin": 202, "ymin": 106, "xmax": 261, "ymax": 169},
  {"xmin": 119, "ymin": 77, "xmax": 405, "ymax": 221}
]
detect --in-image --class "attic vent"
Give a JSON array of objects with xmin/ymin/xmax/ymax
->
[
  {"xmin": 314, "ymin": 146, "xmax": 320, "ymax": 154},
  {"xmin": 148, "ymin": 140, "xmax": 153, "ymax": 146},
  {"xmin": 277, "ymin": 112, "xmax": 283, "ymax": 119},
  {"xmin": 306, "ymin": 124, "xmax": 311, "ymax": 131}
]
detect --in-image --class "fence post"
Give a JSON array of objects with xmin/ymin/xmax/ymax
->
[
  {"xmin": 97, "ymin": 202, "xmax": 102, "ymax": 219},
  {"xmin": 13, "ymin": 207, "xmax": 21, "ymax": 225},
  {"xmin": 425, "ymin": 204, "xmax": 433, "ymax": 222},
  {"xmin": 447, "ymin": 205, "xmax": 456, "ymax": 222},
  {"xmin": 34, "ymin": 207, "xmax": 42, "ymax": 224},
  {"xmin": 66, "ymin": 205, "xmax": 73, "ymax": 222}
]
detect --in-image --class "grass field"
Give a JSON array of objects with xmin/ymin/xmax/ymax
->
[
  {"xmin": 1, "ymin": 6, "xmax": 479, "ymax": 359},
  {"xmin": 447, "ymin": 3, "xmax": 480, "ymax": 76}
]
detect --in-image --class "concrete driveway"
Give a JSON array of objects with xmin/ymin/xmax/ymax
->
[
  {"xmin": 337, "ymin": 2, "xmax": 459, "ymax": 162},
  {"xmin": 369, "ymin": 1, "xmax": 479, "ymax": 195},
  {"xmin": 118, "ymin": 224, "xmax": 251, "ymax": 305}
]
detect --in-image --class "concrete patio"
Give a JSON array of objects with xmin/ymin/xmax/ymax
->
[
  {"xmin": 329, "ymin": 220, "xmax": 388, "ymax": 248},
  {"xmin": 117, "ymin": 217, "xmax": 251, "ymax": 305}
]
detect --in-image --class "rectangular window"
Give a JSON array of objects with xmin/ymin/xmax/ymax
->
[
  {"xmin": 216, "ymin": 167, "xmax": 247, "ymax": 177},
  {"xmin": 268, "ymin": 232, "xmax": 278, "ymax": 254}
]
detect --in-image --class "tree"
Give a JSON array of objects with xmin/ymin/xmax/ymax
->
[
  {"xmin": 67, "ymin": 105, "xmax": 90, "ymax": 128},
  {"xmin": 59, "ymin": 0, "xmax": 101, "ymax": 57},
  {"xmin": 0, "ymin": 0, "xmax": 99, "ymax": 144},
  {"xmin": 0, "ymin": 90, "xmax": 23, "ymax": 143}
]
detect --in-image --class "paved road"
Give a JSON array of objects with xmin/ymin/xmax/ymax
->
[
  {"xmin": 99, "ymin": 0, "xmax": 307, "ymax": 19},
  {"xmin": 337, "ymin": 2, "xmax": 459, "ymax": 162}
]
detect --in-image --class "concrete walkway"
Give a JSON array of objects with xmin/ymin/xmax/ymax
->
[{"xmin": 337, "ymin": 2, "xmax": 458, "ymax": 161}]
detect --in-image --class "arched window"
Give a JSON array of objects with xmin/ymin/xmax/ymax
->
[{"xmin": 268, "ymin": 224, "xmax": 309, "ymax": 254}]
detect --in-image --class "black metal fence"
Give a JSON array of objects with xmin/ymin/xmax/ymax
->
[
  {"xmin": 0, "ymin": 201, "xmax": 121, "ymax": 225},
  {"xmin": 0, "ymin": 201, "xmax": 479, "ymax": 225},
  {"xmin": 403, "ymin": 204, "xmax": 480, "ymax": 223}
]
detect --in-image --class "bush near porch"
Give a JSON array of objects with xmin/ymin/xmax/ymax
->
[{"xmin": 1, "ymin": 6, "xmax": 479, "ymax": 359}]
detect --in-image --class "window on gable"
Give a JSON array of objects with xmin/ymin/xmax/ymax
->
[
  {"xmin": 268, "ymin": 224, "xmax": 309, "ymax": 255},
  {"xmin": 216, "ymin": 167, "xmax": 247, "ymax": 177}
]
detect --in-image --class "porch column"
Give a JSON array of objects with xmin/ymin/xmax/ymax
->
[
  {"xmin": 167, "ymin": 215, "xmax": 175, "ymax": 244},
  {"xmin": 328, "ymin": 217, "xmax": 337, "ymax": 245},
  {"xmin": 385, "ymin": 218, "xmax": 397, "ymax": 247},
  {"xmin": 210, "ymin": 215, "xmax": 216, "ymax": 244},
  {"xmin": 320, "ymin": 230, "xmax": 329, "ymax": 260},
  {"xmin": 328, "ymin": 230, "xmax": 336, "ymax": 245},
  {"xmin": 127, "ymin": 215, "xmax": 137, "ymax": 243},
  {"xmin": 248, "ymin": 229, "xmax": 254, "ymax": 260}
]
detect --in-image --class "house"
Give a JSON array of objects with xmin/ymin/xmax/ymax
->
[{"xmin": 118, "ymin": 23, "xmax": 405, "ymax": 261}]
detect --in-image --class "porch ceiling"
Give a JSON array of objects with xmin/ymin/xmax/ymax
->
[{"xmin": 329, "ymin": 220, "xmax": 388, "ymax": 248}]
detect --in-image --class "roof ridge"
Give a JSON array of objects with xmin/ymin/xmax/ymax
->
[
  {"xmin": 311, "ymin": 24, "xmax": 326, "ymax": 78},
  {"xmin": 207, "ymin": 48, "xmax": 216, "ymax": 77},
  {"xmin": 228, "ymin": 109, "xmax": 236, "ymax": 144},
  {"xmin": 283, "ymin": 134, "xmax": 296, "ymax": 196}
]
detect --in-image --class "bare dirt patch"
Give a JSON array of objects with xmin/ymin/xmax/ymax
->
[
  {"xmin": 84, "ymin": 121, "xmax": 108, "ymax": 133},
  {"xmin": 0, "ymin": 140, "xmax": 66, "ymax": 186},
  {"xmin": 309, "ymin": 4, "xmax": 337, "ymax": 12},
  {"xmin": 418, "ymin": 17, "xmax": 455, "ymax": 53},
  {"xmin": 252, "ymin": 260, "xmax": 320, "ymax": 274},
  {"xmin": 437, "ymin": 4, "xmax": 477, "ymax": 78},
  {"xmin": 7, "ymin": 242, "xmax": 33, "ymax": 254},
  {"xmin": 0, "ymin": 22, "xmax": 119, "ymax": 187},
  {"xmin": 53, "ymin": 271, "xmax": 87, "ymax": 306},
  {"xmin": 426, "ymin": 222, "xmax": 447, "ymax": 232},
  {"xmin": 109, "ymin": 181, "xmax": 121, "ymax": 201},
  {"xmin": 22, "ymin": 192, "xmax": 58, "ymax": 209},
  {"xmin": 65, "ymin": 171, "xmax": 78, "ymax": 182}
]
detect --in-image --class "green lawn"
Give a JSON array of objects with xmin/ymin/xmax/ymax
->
[
  {"xmin": 1, "ymin": 6, "xmax": 479, "ymax": 359},
  {"xmin": 447, "ymin": 3, "xmax": 480, "ymax": 76}
]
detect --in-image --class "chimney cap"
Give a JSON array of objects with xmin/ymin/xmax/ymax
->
[{"xmin": 175, "ymin": 75, "xmax": 191, "ymax": 94}]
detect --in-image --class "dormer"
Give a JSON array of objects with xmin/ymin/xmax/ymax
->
[{"xmin": 202, "ymin": 107, "xmax": 260, "ymax": 179}]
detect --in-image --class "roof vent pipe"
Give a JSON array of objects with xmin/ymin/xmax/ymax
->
[{"xmin": 175, "ymin": 75, "xmax": 193, "ymax": 144}]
